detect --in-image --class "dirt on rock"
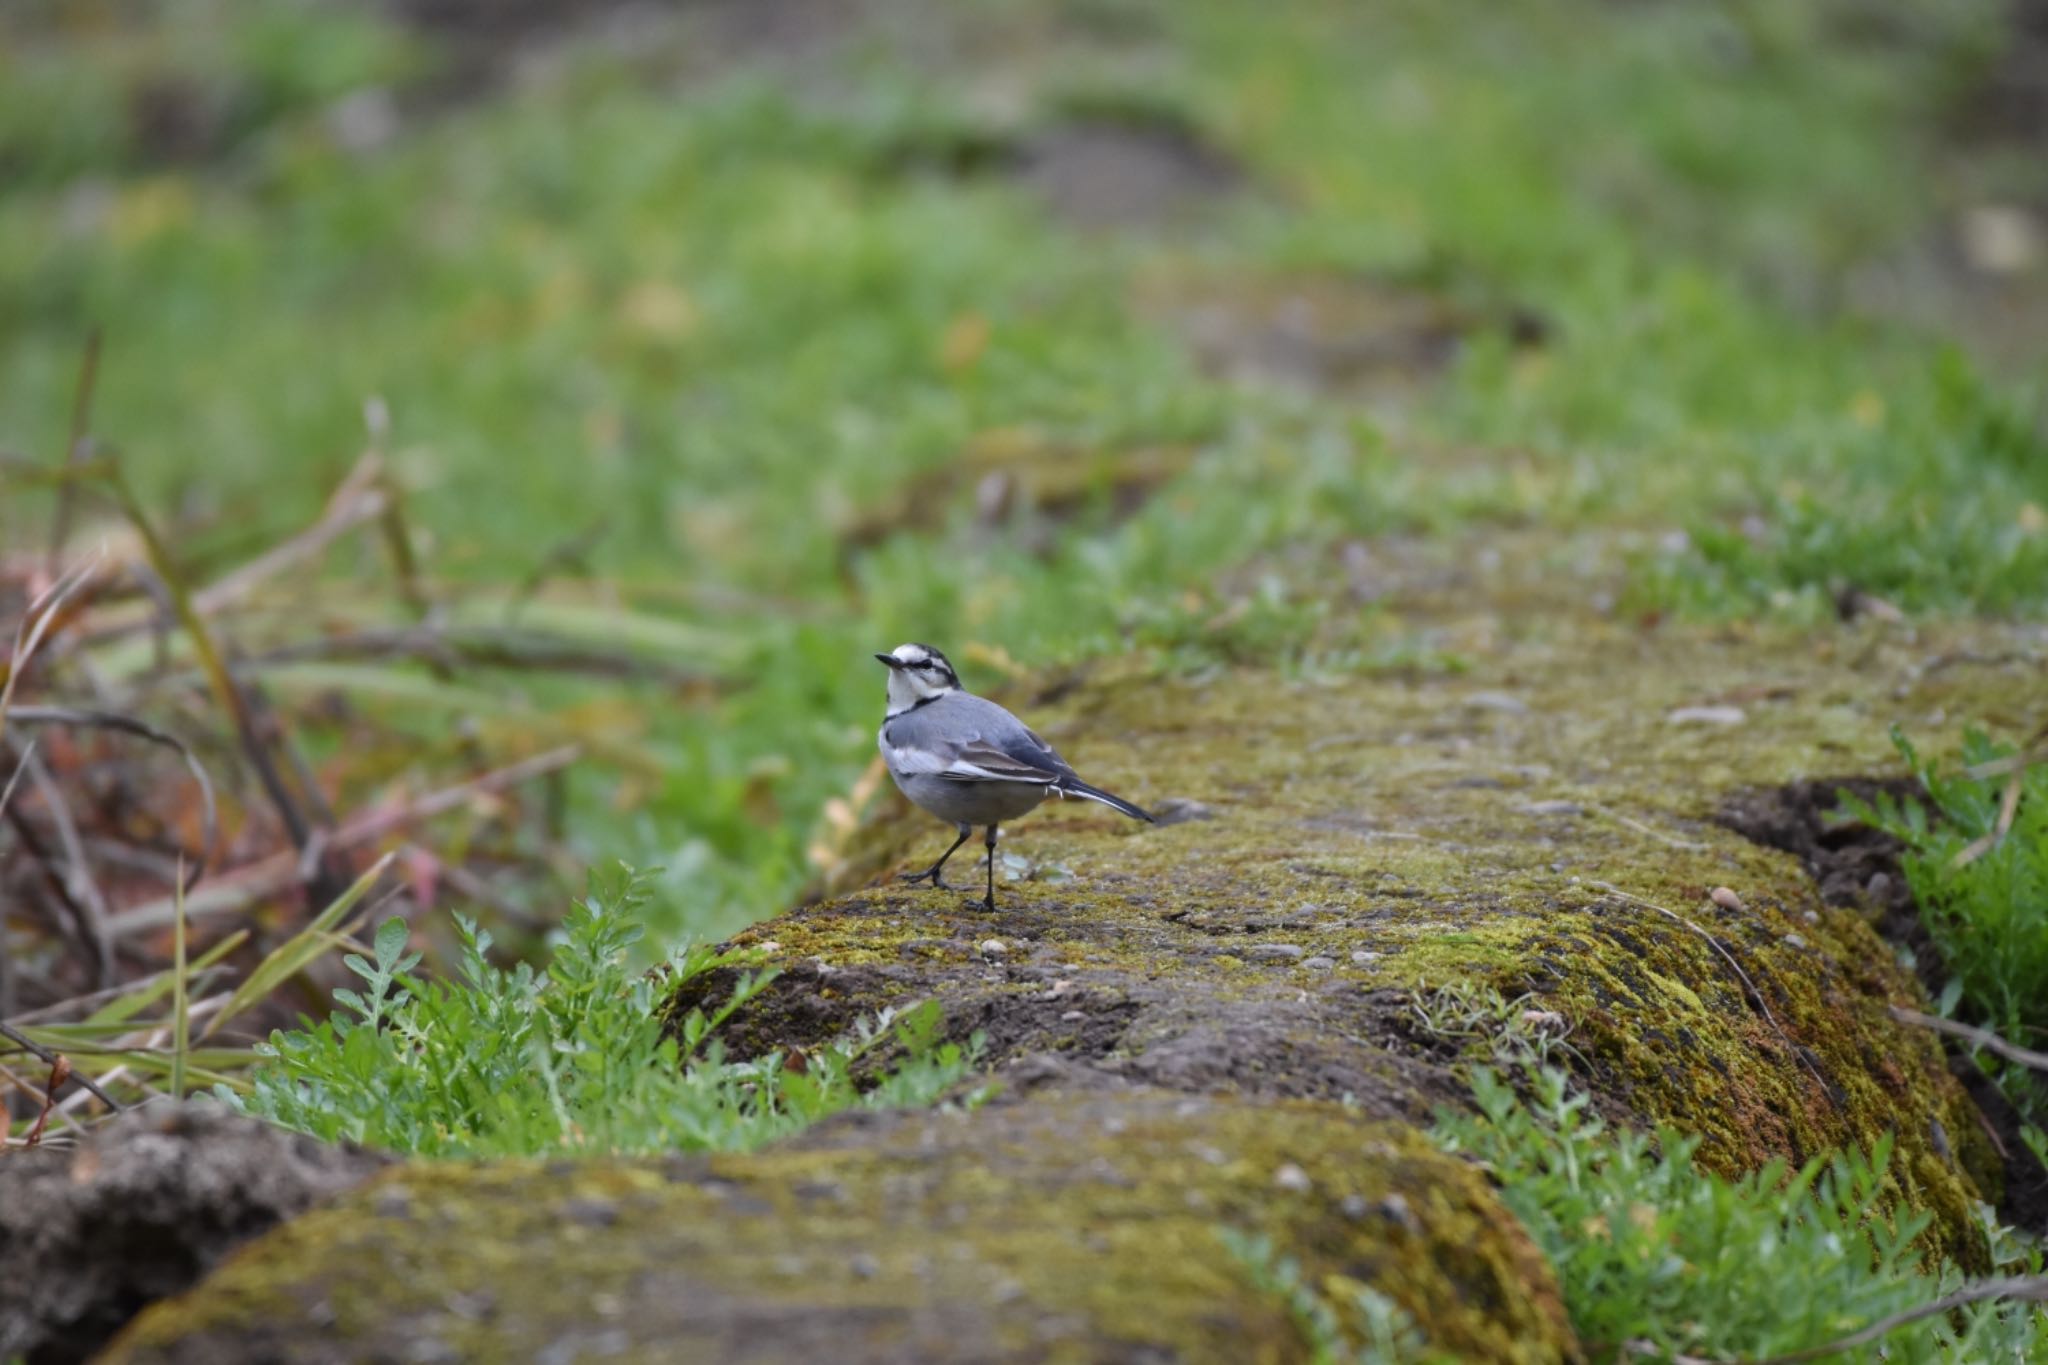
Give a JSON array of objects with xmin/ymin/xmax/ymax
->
[{"xmin": 1717, "ymin": 776, "xmax": 1928, "ymax": 973}]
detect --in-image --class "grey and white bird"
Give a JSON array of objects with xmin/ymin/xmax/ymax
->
[{"xmin": 875, "ymin": 642, "xmax": 1154, "ymax": 911}]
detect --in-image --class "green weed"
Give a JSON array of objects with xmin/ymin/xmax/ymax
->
[
  {"xmin": 223, "ymin": 866, "xmax": 986, "ymax": 1157},
  {"xmin": 1843, "ymin": 730, "xmax": 2048, "ymax": 1158},
  {"xmin": 1434, "ymin": 1067, "xmax": 2045, "ymax": 1363}
]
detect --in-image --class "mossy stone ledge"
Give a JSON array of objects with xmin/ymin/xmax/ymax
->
[{"xmin": 105, "ymin": 1091, "xmax": 1575, "ymax": 1364}]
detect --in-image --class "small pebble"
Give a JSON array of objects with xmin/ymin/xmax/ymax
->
[
  {"xmin": 1521, "ymin": 799, "xmax": 1583, "ymax": 817},
  {"xmin": 444, "ymin": 1291, "xmax": 495, "ymax": 1322},
  {"xmin": 979, "ymin": 939, "xmax": 1008, "ymax": 956},
  {"xmin": 1667, "ymin": 705, "xmax": 1746, "ymax": 727},
  {"xmin": 1152, "ymin": 797, "xmax": 1216, "ymax": 825},
  {"xmin": 849, "ymin": 1253, "xmax": 881, "ymax": 1279},
  {"xmin": 1351, "ymin": 951, "xmax": 1384, "ymax": 965},
  {"xmin": 1521, "ymin": 1009, "xmax": 1566, "ymax": 1031},
  {"xmin": 1246, "ymin": 944, "xmax": 1306, "ymax": 961},
  {"xmin": 1273, "ymin": 1163, "xmax": 1312, "ymax": 1193},
  {"xmin": 562, "ymin": 1197, "xmax": 618, "ymax": 1229},
  {"xmin": 1339, "ymin": 1193, "xmax": 1370, "ymax": 1220},
  {"xmin": 1376, "ymin": 1192, "xmax": 1420, "ymax": 1233},
  {"xmin": 1464, "ymin": 691, "xmax": 1529, "ymax": 715},
  {"xmin": 1802, "ymin": 910, "xmax": 1820, "ymax": 924},
  {"xmin": 1301, "ymin": 956, "xmax": 1336, "ymax": 970},
  {"xmin": 1061, "ymin": 1010, "xmax": 1085, "ymax": 1022},
  {"xmin": 1709, "ymin": 886, "xmax": 1745, "ymax": 912},
  {"xmin": 1782, "ymin": 934, "xmax": 1807, "ymax": 950}
]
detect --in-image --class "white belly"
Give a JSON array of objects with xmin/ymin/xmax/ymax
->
[{"xmin": 891, "ymin": 771, "xmax": 1050, "ymax": 827}]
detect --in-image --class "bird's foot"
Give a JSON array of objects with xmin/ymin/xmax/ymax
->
[
  {"xmin": 899, "ymin": 868, "xmax": 952, "ymax": 891},
  {"xmin": 966, "ymin": 894, "xmax": 997, "ymax": 913}
]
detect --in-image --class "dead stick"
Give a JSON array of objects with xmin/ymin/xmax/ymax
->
[
  {"xmin": 1888, "ymin": 1006, "xmax": 2048, "ymax": 1073},
  {"xmin": 1667, "ymin": 1275, "xmax": 2048, "ymax": 1364},
  {"xmin": 0, "ymin": 1058, "xmax": 85, "ymax": 1141},
  {"xmin": 191, "ymin": 463, "xmax": 388, "ymax": 618},
  {"xmin": 108, "ymin": 743, "xmax": 581, "ymax": 934},
  {"xmin": 7, "ymin": 705, "xmax": 219, "ymax": 893},
  {"xmin": 10, "ymin": 739, "xmax": 115, "ymax": 988},
  {"xmin": 0, "ymin": 1021, "xmax": 124, "ymax": 1112}
]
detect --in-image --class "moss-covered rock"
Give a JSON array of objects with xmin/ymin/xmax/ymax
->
[
  {"xmin": 105, "ymin": 1088, "xmax": 1576, "ymax": 1364},
  {"xmin": 679, "ymin": 603, "xmax": 2044, "ymax": 1273}
]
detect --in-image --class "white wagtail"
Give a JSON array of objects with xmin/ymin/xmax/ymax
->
[{"xmin": 875, "ymin": 643, "xmax": 1154, "ymax": 911}]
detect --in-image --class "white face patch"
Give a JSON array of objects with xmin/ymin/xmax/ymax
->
[{"xmin": 880, "ymin": 642, "xmax": 958, "ymax": 714}]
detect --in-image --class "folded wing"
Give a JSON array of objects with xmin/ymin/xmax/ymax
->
[{"xmin": 938, "ymin": 733, "xmax": 1076, "ymax": 785}]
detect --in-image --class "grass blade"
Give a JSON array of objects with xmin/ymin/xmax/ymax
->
[
  {"xmin": 202, "ymin": 851, "xmax": 395, "ymax": 1041},
  {"xmin": 171, "ymin": 863, "xmax": 189, "ymax": 1101}
]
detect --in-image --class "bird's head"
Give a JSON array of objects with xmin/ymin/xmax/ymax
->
[{"xmin": 875, "ymin": 642, "xmax": 960, "ymax": 712}]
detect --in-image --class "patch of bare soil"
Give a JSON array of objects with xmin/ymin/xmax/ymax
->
[
  {"xmin": 836, "ymin": 436, "xmax": 1195, "ymax": 564},
  {"xmin": 1014, "ymin": 116, "xmax": 1247, "ymax": 230},
  {"xmin": 1717, "ymin": 777, "xmax": 1920, "ymax": 939},
  {"xmin": 1137, "ymin": 270, "xmax": 1547, "ymax": 399}
]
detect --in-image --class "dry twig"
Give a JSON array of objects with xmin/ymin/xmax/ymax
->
[
  {"xmin": 1887, "ymin": 1006, "xmax": 2048, "ymax": 1073},
  {"xmin": 1658, "ymin": 1275, "xmax": 2048, "ymax": 1363},
  {"xmin": 8, "ymin": 705, "xmax": 219, "ymax": 894},
  {"xmin": 0, "ymin": 1021, "xmax": 124, "ymax": 1112},
  {"xmin": 9, "ymin": 738, "xmax": 115, "ymax": 987},
  {"xmin": 108, "ymin": 743, "xmax": 581, "ymax": 934}
]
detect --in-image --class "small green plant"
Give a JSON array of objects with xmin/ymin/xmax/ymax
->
[
  {"xmin": 1218, "ymin": 1227, "xmax": 1425, "ymax": 1365},
  {"xmin": 1404, "ymin": 978, "xmax": 1583, "ymax": 1074},
  {"xmin": 1434, "ymin": 1068, "xmax": 2044, "ymax": 1363},
  {"xmin": 1842, "ymin": 729, "xmax": 2048, "ymax": 1150},
  {"xmin": 223, "ymin": 867, "xmax": 985, "ymax": 1157}
]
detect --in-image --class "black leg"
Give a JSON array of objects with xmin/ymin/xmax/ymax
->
[
  {"xmin": 978, "ymin": 824, "xmax": 999, "ymax": 912},
  {"xmin": 901, "ymin": 824, "xmax": 972, "ymax": 890}
]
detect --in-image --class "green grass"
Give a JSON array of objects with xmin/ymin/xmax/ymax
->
[
  {"xmin": 4, "ymin": 0, "xmax": 2046, "ymax": 942},
  {"xmin": 223, "ymin": 866, "xmax": 984, "ymax": 1157},
  {"xmin": 1846, "ymin": 730, "xmax": 2048, "ymax": 1164},
  {"xmin": 1435, "ymin": 1067, "xmax": 2045, "ymax": 1364}
]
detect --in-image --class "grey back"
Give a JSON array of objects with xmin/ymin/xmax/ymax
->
[{"xmin": 881, "ymin": 691, "xmax": 1076, "ymax": 780}]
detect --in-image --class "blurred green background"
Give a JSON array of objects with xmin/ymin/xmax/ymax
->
[{"xmin": 4, "ymin": 0, "xmax": 2045, "ymax": 943}]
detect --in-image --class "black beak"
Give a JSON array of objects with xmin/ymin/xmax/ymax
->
[{"xmin": 875, "ymin": 653, "xmax": 904, "ymax": 669}]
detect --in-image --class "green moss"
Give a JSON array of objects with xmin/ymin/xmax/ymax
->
[{"xmin": 107, "ymin": 1093, "xmax": 1579, "ymax": 1363}]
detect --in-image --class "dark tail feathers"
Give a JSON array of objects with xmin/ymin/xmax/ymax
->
[{"xmin": 1055, "ymin": 778, "xmax": 1156, "ymax": 823}]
